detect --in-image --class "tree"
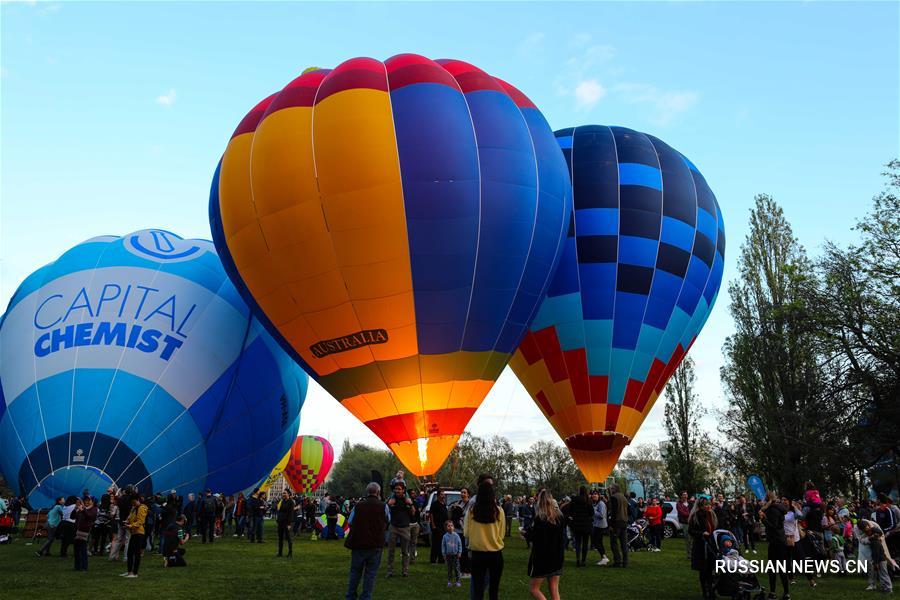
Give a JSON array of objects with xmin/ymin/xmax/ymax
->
[
  {"xmin": 326, "ymin": 440, "xmax": 404, "ymax": 499},
  {"xmin": 663, "ymin": 357, "xmax": 713, "ymax": 495},
  {"xmin": 720, "ymin": 195, "xmax": 852, "ymax": 497},
  {"xmin": 516, "ymin": 440, "xmax": 588, "ymax": 497},
  {"xmin": 619, "ymin": 443, "xmax": 665, "ymax": 498},
  {"xmin": 435, "ymin": 433, "xmax": 518, "ymax": 491},
  {"xmin": 815, "ymin": 161, "xmax": 900, "ymax": 480}
]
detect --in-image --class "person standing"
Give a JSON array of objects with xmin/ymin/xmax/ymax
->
[
  {"xmin": 688, "ymin": 497, "xmax": 718, "ymax": 600},
  {"xmin": 276, "ymin": 490, "xmax": 295, "ymax": 558},
  {"xmin": 123, "ymin": 495, "xmax": 148, "ymax": 578},
  {"xmin": 183, "ymin": 493, "xmax": 196, "ymax": 536},
  {"xmin": 590, "ymin": 490, "xmax": 609, "ymax": 566},
  {"xmin": 644, "ymin": 498, "xmax": 664, "ymax": 552},
  {"xmin": 526, "ymin": 489, "xmax": 565, "ymax": 600},
  {"xmin": 607, "ymin": 485, "xmax": 629, "ymax": 568},
  {"xmin": 198, "ymin": 490, "xmax": 217, "ymax": 544},
  {"xmin": 385, "ymin": 481, "xmax": 414, "ymax": 577},
  {"xmin": 442, "ymin": 520, "xmax": 462, "ymax": 587},
  {"xmin": 520, "ymin": 495, "xmax": 535, "ymax": 547},
  {"xmin": 676, "ymin": 492, "xmax": 692, "ymax": 559},
  {"xmin": 109, "ymin": 488, "xmax": 131, "ymax": 561},
  {"xmin": 36, "ymin": 497, "xmax": 65, "ymax": 557},
  {"xmin": 759, "ymin": 492, "xmax": 790, "ymax": 599},
  {"xmin": 502, "ymin": 495, "xmax": 515, "ymax": 538},
  {"xmin": 450, "ymin": 487, "xmax": 472, "ymax": 578},
  {"xmin": 325, "ymin": 498, "xmax": 341, "ymax": 540},
  {"xmin": 58, "ymin": 496, "xmax": 78, "ymax": 558},
  {"xmin": 72, "ymin": 496, "xmax": 98, "ymax": 571},
  {"xmin": 465, "ymin": 480, "xmax": 506, "ymax": 600},
  {"xmin": 92, "ymin": 493, "xmax": 112, "ymax": 556},
  {"xmin": 345, "ymin": 482, "xmax": 389, "ymax": 600},
  {"xmin": 564, "ymin": 486, "xmax": 593, "ymax": 567},
  {"xmin": 429, "ymin": 490, "xmax": 449, "ymax": 564}
]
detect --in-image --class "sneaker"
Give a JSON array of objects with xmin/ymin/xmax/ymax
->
[
  {"xmin": 35, "ymin": 552, "xmax": 43, "ymax": 557},
  {"xmin": 461, "ymin": 573, "xmax": 471, "ymax": 579},
  {"xmin": 125, "ymin": 573, "xmax": 138, "ymax": 578},
  {"xmin": 597, "ymin": 557, "xmax": 609, "ymax": 566},
  {"xmin": 455, "ymin": 582, "xmax": 462, "ymax": 587},
  {"xmin": 120, "ymin": 572, "xmax": 130, "ymax": 577},
  {"xmin": 867, "ymin": 586, "xmax": 878, "ymax": 591},
  {"xmin": 447, "ymin": 582, "xmax": 453, "ymax": 587}
]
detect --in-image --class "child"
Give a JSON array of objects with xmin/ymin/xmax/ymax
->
[
  {"xmin": 162, "ymin": 514, "xmax": 189, "ymax": 568},
  {"xmin": 829, "ymin": 525, "xmax": 847, "ymax": 573},
  {"xmin": 441, "ymin": 520, "xmax": 462, "ymax": 588}
]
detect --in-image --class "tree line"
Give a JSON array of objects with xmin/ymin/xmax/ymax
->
[{"xmin": 667, "ymin": 161, "xmax": 900, "ymax": 499}]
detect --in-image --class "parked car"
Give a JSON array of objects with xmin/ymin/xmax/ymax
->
[
  {"xmin": 418, "ymin": 489, "xmax": 462, "ymax": 543},
  {"xmin": 662, "ymin": 501, "xmax": 683, "ymax": 538}
]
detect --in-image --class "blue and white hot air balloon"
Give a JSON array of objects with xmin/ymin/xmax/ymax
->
[{"xmin": 0, "ymin": 229, "xmax": 307, "ymax": 507}]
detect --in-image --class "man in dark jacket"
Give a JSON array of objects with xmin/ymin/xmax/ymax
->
[
  {"xmin": 346, "ymin": 482, "xmax": 389, "ymax": 600},
  {"xmin": 385, "ymin": 480, "xmax": 415, "ymax": 577},
  {"xmin": 608, "ymin": 485, "xmax": 630, "ymax": 568},
  {"xmin": 199, "ymin": 490, "xmax": 217, "ymax": 544},
  {"xmin": 429, "ymin": 491, "xmax": 449, "ymax": 563},
  {"xmin": 276, "ymin": 490, "xmax": 295, "ymax": 557}
]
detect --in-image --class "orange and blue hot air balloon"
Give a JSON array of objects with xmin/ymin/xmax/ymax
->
[
  {"xmin": 209, "ymin": 55, "xmax": 571, "ymax": 476},
  {"xmin": 509, "ymin": 126, "xmax": 725, "ymax": 482},
  {"xmin": 284, "ymin": 435, "xmax": 334, "ymax": 494}
]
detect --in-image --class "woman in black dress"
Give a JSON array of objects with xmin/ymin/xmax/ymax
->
[{"xmin": 526, "ymin": 489, "xmax": 566, "ymax": 600}]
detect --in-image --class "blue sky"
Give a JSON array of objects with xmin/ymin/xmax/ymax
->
[{"xmin": 3, "ymin": 1, "xmax": 898, "ymax": 458}]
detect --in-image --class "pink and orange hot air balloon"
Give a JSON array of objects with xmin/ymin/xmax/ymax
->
[
  {"xmin": 284, "ymin": 435, "xmax": 334, "ymax": 493},
  {"xmin": 210, "ymin": 54, "xmax": 571, "ymax": 476}
]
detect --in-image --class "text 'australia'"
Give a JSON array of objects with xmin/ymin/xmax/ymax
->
[{"xmin": 309, "ymin": 329, "xmax": 389, "ymax": 358}]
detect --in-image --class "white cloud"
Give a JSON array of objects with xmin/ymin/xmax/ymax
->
[
  {"xmin": 613, "ymin": 82, "xmax": 699, "ymax": 125},
  {"xmin": 574, "ymin": 79, "xmax": 607, "ymax": 109},
  {"xmin": 517, "ymin": 32, "xmax": 546, "ymax": 57},
  {"xmin": 156, "ymin": 89, "xmax": 176, "ymax": 107}
]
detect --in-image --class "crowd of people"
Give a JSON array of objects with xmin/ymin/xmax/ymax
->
[{"xmin": 1, "ymin": 476, "xmax": 898, "ymax": 599}]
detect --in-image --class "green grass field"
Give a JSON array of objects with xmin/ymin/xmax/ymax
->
[{"xmin": 0, "ymin": 522, "xmax": 874, "ymax": 599}]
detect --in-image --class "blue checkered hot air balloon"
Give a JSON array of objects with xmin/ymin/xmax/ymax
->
[
  {"xmin": 0, "ymin": 230, "xmax": 307, "ymax": 507},
  {"xmin": 510, "ymin": 126, "xmax": 725, "ymax": 482}
]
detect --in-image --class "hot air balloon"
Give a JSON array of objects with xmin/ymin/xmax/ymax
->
[
  {"xmin": 210, "ymin": 54, "xmax": 571, "ymax": 476},
  {"xmin": 259, "ymin": 452, "xmax": 291, "ymax": 493},
  {"xmin": 509, "ymin": 126, "xmax": 725, "ymax": 482},
  {"xmin": 0, "ymin": 230, "xmax": 307, "ymax": 507},
  {"xmin": 284, "ymin": 435, "xmax": 334, "ymax": 493}
]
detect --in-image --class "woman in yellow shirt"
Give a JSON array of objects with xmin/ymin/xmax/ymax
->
[
  {"xmin": 464, "ymin": 481, "xmax": 505, "ymax": 600},
  {"xmin": 123, "ymin": 495, "xmax": 149, "ymax": 578}
]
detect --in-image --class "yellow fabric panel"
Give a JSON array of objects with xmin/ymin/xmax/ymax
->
[
  {"xmin": 340, "ymin": 395, "xmax": 380, "ymax": 423},
  {"xmin": 569, "ymin": 446, "xmax": 625, "ymax": 483},
  {"xmin": 246, "ymin": 104, "xmax": 365, "ymax": 379},
  {"xmin": 391, "ymin": 435, "xmax": 460, "ymax": 477},
  {"xmin": 312, "ymin": 88, "xmax": 418, "ymax": 364},
  {"xmin": 420, "ymin": 382, "xmax": 455, "ymax": 411},
  {"xmin": 389, "ymin": 384, "xmax": 426, "ymax": 415},
  {"xmin": 219, "ymin": 135, "xmax": 258, "ymax": 237},
  {"xmin": 251, "ymin": 107, "xmax": 319, "ymax": 219}
]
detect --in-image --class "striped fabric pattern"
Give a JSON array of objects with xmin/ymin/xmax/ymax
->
[
  {"xmin": 510, "ymin": 126, "xmax": 725, "ymax": 482},
  {"xmin": 210, "ymin": 55, "xmax": 571, "ymax": 476}
]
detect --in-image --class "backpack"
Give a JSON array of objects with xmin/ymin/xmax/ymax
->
[{"xmin": 204, "ymin": 497, "xmax": 217, "ymax": 515}]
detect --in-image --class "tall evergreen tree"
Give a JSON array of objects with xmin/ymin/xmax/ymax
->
[
  {"xmin": 663, "ymin": 357, "xmax": 712, "ymax": 494},
  {"xmin": 720, "ymin": 195, "xmax": 851, "ymax": 496}
]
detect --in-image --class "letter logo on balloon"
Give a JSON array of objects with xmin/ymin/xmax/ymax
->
[{"xmin": 0, "ymin": 230, "xmax": 308, "ymax": 508}]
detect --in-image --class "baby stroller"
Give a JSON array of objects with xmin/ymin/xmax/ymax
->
[
  {"xmin": 710, "ymin": 530, "xmax": 766, "ymax": 600},
  {"xmin": 627, "ymin": 518, "xmax": 649, "ymax": 551}
]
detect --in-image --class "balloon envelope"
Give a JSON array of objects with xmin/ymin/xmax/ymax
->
[
  {"xmin": 210, "ymin": 54, "xmax": 571, "ymax": 475},
  {"xmin": 259, "ymin": 452, "xmax": 291, "ymax": 493},
  {"xmin": 284, "ymin": 435, "xmax": 334, "ymax": 493},
  {"xmin": 510, "ymin": 126, "xmax": 725, "ymax": 482},
  {"xmin": 0, "ymin": 230, "xmax": 307, "ymax": 507}
]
